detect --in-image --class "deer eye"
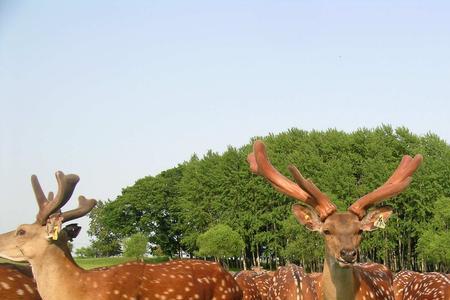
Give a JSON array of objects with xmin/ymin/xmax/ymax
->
[
  {"xmin": 16, "ymin": 229, "xmax": 26, "ymax": 236},
  {"xmin": 323, "ymin": 229, "xmax": 331, "ymax": 235}
]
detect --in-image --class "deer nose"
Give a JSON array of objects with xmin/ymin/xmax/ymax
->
[{"xmin": 340, "ymin": 249, "xmax": 357, "ymax": 263}]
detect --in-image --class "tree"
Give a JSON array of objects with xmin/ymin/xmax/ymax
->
[
  {"xmin": 75, "ymin": 246, "xmax": 97, "ymax": 258},
  {"xmin": 86, "ymin": 125, "xmax": 450, "ymax": 271},
  {"xmin": 123, "ymin": 233, "xmax": 148, "ymax": 259},
  {"xmin": 196, "ymin": 224, "xmax": 244, "ymax": 262},
  {"xmin": 416, "ymin": 196, "xmax": 450, "ymax": 272},
  {"xmin": 87, "ymin": 200, "xmax": 122, "ymax": 256}
]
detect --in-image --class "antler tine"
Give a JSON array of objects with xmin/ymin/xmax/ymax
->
[
  {"xmin": 348, "ymin": 154, "xmax": 423, "ymax": 219},
  {"xmin": 31, "ymin": 175, "xmax": 48, "ymax": 211},
  {"xmin": 247, "ymin": 140, "xmax": 336, "ymax": 220},
  {"xmin": 34, "ymin": 171, "xmax": 80, "ymax": 225},
  {"xmin": 59, "ymin": 196, "xmax": 97, "ymax": 223},
  {"xmin": 288, "ymin": 165, "xmax": 337, "ymax": 220}
]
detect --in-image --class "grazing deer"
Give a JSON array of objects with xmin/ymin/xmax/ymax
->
[
  {"xmin": 394, "ymin": 270, "xmax": 450, "ymax": 300},
  {"xmin": 0, "ymin": 171, "xmax": 242, "ymax": 300},
  {"xmin": 268, "ymin": 264, "xmax": 316, "ymax": 300},
  {"xmin": 248, "ymin": 140, "xmax": 423, "ymax": 300},
  {"xmin": 234, "ymin": 270, "xmax": 262, "ymax": 300},
  {"xmin": 0, "ymin": 263, "xmax": 40, "ymax": 300}
]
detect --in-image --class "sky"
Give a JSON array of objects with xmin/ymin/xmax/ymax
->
[{"xmin": 1, "ymin": 0, "xmax": 449, "ymax": 250}]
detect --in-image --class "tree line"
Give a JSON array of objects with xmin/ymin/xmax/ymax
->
[{"xmin": 83, "ymin": 125, "xmax": 450, "ymax": 272}]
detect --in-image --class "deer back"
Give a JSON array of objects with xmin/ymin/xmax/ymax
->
[
  {"xmin": 393, "ymin": 270, "xmax": 419, "ymax": 299},
  {"xmin": 253, "ymin": 272, "xmax": 274, "ymax": 300},
  {"xmin": 0, "ymin": 263, "xmax": 40, "ymax": 300},
  {"xmin": 141, "ymin": 260, "xmax": 242, "ymax": 300},
  {"xmin": 307, "ymin": 272, "xmax": 322, "ymax": 299},
  {"xmin": 400, "ymin": 272, "xmax": 450, "ymax": 300},
  {"xmin": 234, "ymin": 270, "xmax": 262, "ymax": 300},
  {"xmin": 268, "ymin": 264, "xmax": 316, "ymax": 300},
  {"xmin": 353, "ymin": 263, "xmax": 394, "ymax": 300}
]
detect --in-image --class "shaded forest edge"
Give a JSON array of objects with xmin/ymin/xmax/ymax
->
[{"xmin": 82, "ymin": 125, "xmax": 450, "ymax": 273}]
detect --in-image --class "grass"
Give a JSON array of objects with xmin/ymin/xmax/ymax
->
[
  {"xmin": 0, "ymin": 258, "xmax": 29, "ymax": 266},
  {"xmin": 1, "ymin": 256, "xmax": 170, "ymax": 270}
]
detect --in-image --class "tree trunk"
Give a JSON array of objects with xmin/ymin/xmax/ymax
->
[{"xmin": 256, "ymin": 244, "xmax": 261, "ymax": 267}]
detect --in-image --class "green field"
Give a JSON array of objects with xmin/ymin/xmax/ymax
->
[{"xmin": 0, "ymin": 256, "xmax": 170, "ymax": 270}]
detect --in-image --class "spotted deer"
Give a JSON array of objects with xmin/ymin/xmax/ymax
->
[
  {"xmin": 393, "ymin": 270, "xmax": 417, "ymax": 299},
  {"xmin": 0, "ymin": 263, "xmax": 40, "ymax": 300},
  {"xmin": 0, "ymin": 171, "xmax": 242, "ymax": 300},
  {"xmin": 308, "ymin": 272, "xmax": 323, "ymax": 298},
  {"xmin": 252, "ymin": 271, "xmax": 273, "ymax": 300},
  {"xmin": 393, "ymin": 270, "xmax": 450, "ymax": 300},
  {"xmin": 268, "ymin": 264, "xmax": 316, "ymax": 300},
  {"xmin": 0, "ymin": 221, "xmax": 86, "ymax": 300},
  {"xmin": 234, "ymin": 270, "xmax": 262, "ymax": 300},
  {"xmin": 248, "ymin": 140, "xmax": 423, "ymax": 300}
]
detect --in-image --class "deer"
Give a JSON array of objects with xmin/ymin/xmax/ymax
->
[
  {"xmin": 268, "ymin": 264, "xmax": 316, "ymax": 300},
  {"xmin": 308, "ymin": 272, "xmax": 323, "ymax": 299},
  {"xmin": 234, "ymin": 270, "xmax": 262, "ymax": 300},
  {"xmin": 252, "ymin": 271, "xmax": 273, "ymax": 300},
  {"xmin": 0, "ymin": 263, "xmax": 40, "ymax": 300},
  {"xmin": 393, "ymin": 270, "xmax": 450, "ymax": 299},
  {"xmin": 393, "ymin": 270, "xmax": 417, "ymax": 299},
  {"xmin": 234, "ymin": 268, "xmax": 273, "ymax": 300},
  {"xmin": 0, "ymin": 171, "xmax": 243, "ymax": 300},
  {"xmin": 247, "ymin": 140, "xmax": 423, "ymax": 300},
  {"xmin": 0, "ymin": 220, "xmax": 87, "ymax": 300}
]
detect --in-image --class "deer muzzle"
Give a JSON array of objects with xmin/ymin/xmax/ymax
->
[{"xmin": 339, "ymin": 248, "xmax": 357, "ymax": 265}]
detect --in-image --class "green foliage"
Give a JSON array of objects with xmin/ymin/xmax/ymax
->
[
  {"xmin": 75, "ymin": 246, "xmax": 97, "ymax": 258},
  {"xmin": 417, "ymin": 197, "xmax": 450, "ymax": 270},
  {"xmin": 123, "ymin": 233, "xmax": 149, "ymax": 259},
  {"xmin": 87, "ymin": 200, "xmax": 122, "ymax": 257},
  {"xmin": 280, "ymin": 216, "xmax": 324, "ymax": 268},
  {"xmin": 196, "ymin": 224, "xmax": 244, "ymax": 259},
  {"xmin": 152, "ymin": 245, "xmax": 165, "ymax": 257},
  {"xmin": 87, "ymin": 126, "xmax": 450, "ymax": 271}
]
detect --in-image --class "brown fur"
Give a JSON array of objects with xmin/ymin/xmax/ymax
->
[
  {"xmin": 253, "ymin": 272, "xmax": 273, "ymax": 300},
  {"xmin": 0, "ymin": 263, "xmax": 40, "ymax": 300},
  {"xmin": 394, "ymin": 270, "xmax": 450, "ymax": 300},
  {"xmin": 234, "ymin": 270, "xmax": 262, "ymax": 300},
  {"xmin": 268, "ymin": 264, "xmax": 316, "ymax": 300}
]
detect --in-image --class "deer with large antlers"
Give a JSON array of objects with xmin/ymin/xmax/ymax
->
[
  {"xmin": 248, "ymin": 140, "xmax": 423, "ymax": 300},
  {"xmin": 0, "ymin": 171, "xmax": 242, "ymax": 300}
]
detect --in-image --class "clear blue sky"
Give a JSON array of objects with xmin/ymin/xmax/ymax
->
[{"xmin": 1, "ymin": 1, "xmax": 449, "ymax": 249}]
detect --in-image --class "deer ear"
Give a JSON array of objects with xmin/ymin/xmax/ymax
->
[
  {"xmin": 361, "ymin": 206, "xmax": 393, "ymax": 231},
  {"xmin": 62, "ymin": 224, "xmax": 82, "ymax": 241},
  {"xmin": 292, "ymin": 204, "xmax": 323, "ymax": 231}
]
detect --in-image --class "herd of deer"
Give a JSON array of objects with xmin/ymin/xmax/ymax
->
[{"xmin": 0, "ymin": 140, "xmax": 448, "ymax": 300}]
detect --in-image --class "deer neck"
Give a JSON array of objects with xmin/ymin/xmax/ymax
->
[
  {"xmin": 29, "ymin": 244, "xmax": 84, "ymax": 300},
  {"xmin": 321, "ymin": 252, "xmax": 358, "ymax": 300}
]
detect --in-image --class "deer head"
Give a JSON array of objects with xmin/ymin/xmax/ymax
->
[
  {"xmin": 248, "ymin": 140, "xmax": 422, "ymax": 268},
  {"xmin": 0, "ymin": 171, "xmax": 96, "ymax": 263},
  {"xmin": 0, "ymin": 172, "xmax": 244, "ymax": 300}
]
